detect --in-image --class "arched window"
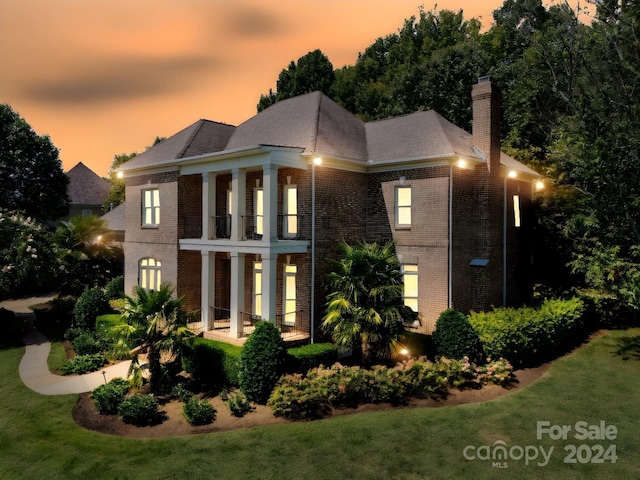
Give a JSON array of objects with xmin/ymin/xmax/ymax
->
[{"xmin": 139, "ymin": 258, "xmax": 162, "ymax": 290}]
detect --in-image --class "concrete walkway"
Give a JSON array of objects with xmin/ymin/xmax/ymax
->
[{"xmin": 1, "ymin": 295, "xmax": 132, "ymax": 395}]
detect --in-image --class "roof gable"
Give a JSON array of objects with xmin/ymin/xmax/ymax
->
[{"xmin": 66, "ymin": 162, "xmax": 110, "ymax": 205}]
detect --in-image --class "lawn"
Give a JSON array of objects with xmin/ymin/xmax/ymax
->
[{"xmin": 1, "ymin": 330, "xmax": 640, "ymax": 479}]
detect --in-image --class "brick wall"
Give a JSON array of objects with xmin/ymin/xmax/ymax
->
[{"xmin": 177, "ymin": 250, "xmax": 201, "ymax": 312}]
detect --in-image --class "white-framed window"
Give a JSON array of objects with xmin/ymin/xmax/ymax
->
[
  {"xmin": 254, "ymin": 188, "xmax": 264, "ymax": 236},
  {"xmin": 253, "ymin": 261, "xmax": 262, "ymax": 318},
  {"xmin": 142, "ymin": 188, "xmax": 160, "ymax": 226},
  {"xmin": 402, "ymin": 264, "xmax": 418, "ymax": 312},
  {"xmin": 283, "ymin": 264, "xmax": 297, "ymax": 325},
  {"xmin": 139, "ymin": 258, "xmax": 162, "ymax": 290},
  {"xmin": 227, "ymin": 189, "xmax": 233, "ymax": 216},
  {"xmin": 283, "ymin": 185, "xmax": 297, "ymax": 238},
  {"xmin": 513, "ymin": 195, "xmax": 521, "ymax": 228},
  {"xmin": 396, "ymin": 186, "xmax": 411, "ymax": 227},
  {"xmin": 82, "ymin": 209, "xmax": 92, "ymax": 217}
]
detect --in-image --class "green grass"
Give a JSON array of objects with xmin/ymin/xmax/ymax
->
[{"xmin": 2, "ymin": 330, "xmax": 640, "ymax": 479}]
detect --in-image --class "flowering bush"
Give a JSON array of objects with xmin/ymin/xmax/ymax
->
[{"xmin": 268, "ymin": 357, "xmax": 514, "ymax": 420}]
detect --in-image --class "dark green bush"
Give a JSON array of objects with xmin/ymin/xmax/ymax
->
[
  {"xmin": 60, "ymin": 353, "xmax": 107, "ymax": 375},
  {"xmin": 91, "ymin": 378, "xmax": 130, "ymax": 414},
  {"xmin": 73, "ymin": 287, "xmax": 111, "ymax": 331},
  {"xmin": 118, "ymin": 394, "xmax": 162, "ymax": 426},
  {"xmin": 183, "ymin": 397, "xmax": 216, "ymax": 426},
  {"xmin": 0, "ymin": 307, "xmax": 26, "ymax": 348},
  {"xmin": 104, "ymin": 275, "xmax": 124, "ymax": 301},
  {"xmin": 469, "ymin": 297, "xmax": 585, "ymax": 368},
  {"xmin": 432, "ymin": 308, "xmax": 484, "ymax": 362},
  {"xmin": 71, "ymin": 332, "xmax": 102, "ymax": 355},
  {"xmin": 181, "ymin": 337, "xmax": 241, "ymax": 387},
  {"xmin": 286, "ymin": 343, "xmax": 339, "ymax": 373},
  {"xmin": 238, "ymin": 321, "xmax": 286, "ymax": 404}
]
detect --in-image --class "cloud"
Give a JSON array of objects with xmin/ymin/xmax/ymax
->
[
  {"xmin": 219, "ymin": 5, "xmax": 291, "ymax": 38},
  {"xmin": 22, "ymin": 54, "xmax": 223, "ymax": 106}
]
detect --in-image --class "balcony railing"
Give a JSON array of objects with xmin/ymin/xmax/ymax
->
[
  {"xmin": 206, "ymin": 307, "xmax": 308, "ymax": 339},
  {"xmin": 212, "ymin": 215, "xmax": 231, "ymax": 239}
]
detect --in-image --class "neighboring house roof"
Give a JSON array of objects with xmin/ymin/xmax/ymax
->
[
  {"xmin": 102, "ymin": 202, "xmax": 125, "ymax": 232},
  {"xmin": 119, "ymin": 91, "xmax": 540, "ymax": 177},
  {"xmin": 67, "ymin": 162, "xmax": 110, "ymax": 205}
]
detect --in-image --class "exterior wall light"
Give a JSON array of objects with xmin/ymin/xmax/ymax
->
[
  {"xmin": 535, "ymin": 180, "xmax": 544, "ymax": 191},
  {"xmin": 508, "ymin": 170, "xmax": 517, "ymax": 178}
]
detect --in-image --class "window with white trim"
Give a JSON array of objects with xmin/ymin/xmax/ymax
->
[
  {"xmin": 227, "ymin": 189, "xmax": 233, "ymax": 216},
  {"xmin": 139, "ymin": 258, "xmax": 162, "ymax": 290},
  {"xmin": 283, "ymin": 185, "xmax": 297, "ymax": 238},
  {"xmin": 283, "ymin": 264, "xmax": 297, "ymax": 325},
  {"xmin": 402, "ymin": 264, "xmax": 418, "ymax": 312},
  {"xmin": 142, "ymin": 188, "xmax": 160, "ymax": 226},
  {"xmin": 253, "ymin": 262, "xmax": 262, "ymax": 318},
  {"xmin": 396, "ymin": 186, "xmax": 411, "ymax": 226},
  {"xmin": 255, "ymin": 188, "xmax": 264, "ymax": 236}
]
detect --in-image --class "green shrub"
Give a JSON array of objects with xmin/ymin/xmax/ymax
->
[
  {"xmin": 286, "ymin": 343, "xmax": 339, "ymax": 373},
  {"xmin": 73, "ymin": 287, "xmax": 111, "ymax": 331},
  {"xmin": 64, "ymin": 327, "xmax": 86, "ymax": 342},
  {"xmin": 118, "ymin": 394, "xmax": 162, "ymax": 426},
  {"xmin": 225, "ymin": 391, "xmax": 252, "ymax": 417},
  {"xmin": 60, "ymin": 353, "xmax": 107, "ymax": 375},
  {"xmin": 181, "ymin": 337, "xmax": 242, "ymax": 387},
  {"xmin": 432, "ymin": 308, "xmax": 484, "ymax": 362},
  {"xmin": 239, "ymin": 321, "xmax": 286, "ymax": 404},
  {"xmin": 0, "ymin": 307, "xmax": 27, "ymax": 348},
  {"xmin": 92, "ymin": 378, "xmax": 130, "ymax": 414},
  {"xmin": 171, "ymin": 383, "xmax": 193, "ymax": 402},
  {"xmin": 71, "ymin": 332, "xmax": 102, "ymax": 355},
  {"xmin": 469, "ymin": 297, "xmax": 585, "ymax": 368},
  {"xmin": 183, "ymin": 397, "xmax": 216, "ymax": 426},
  {"xmin": 104, "ymin": 275, "xmax": 124, "ymax": 301}
]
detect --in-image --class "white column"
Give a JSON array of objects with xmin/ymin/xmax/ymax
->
[
  {"xmin": 201, "ymin": 252, "xmax": 215, "ymax": 331},
  {"xmin": 261, "ymin": 252, "xmax": 277, "ymax": 322},
  {"xmin": 230, "ymin": 252, "xmax": 245, "ymax": 338},
  {"xmin": 202, "ymin": 173, "xmax": 216, "ymax": 240},
  {"xmin": 231, "ymin": 168, "xmax": 246, "ymax": 241},
  {"xmin": 263, "ymin": 165, "xmax": 278, "ymax": 243}
]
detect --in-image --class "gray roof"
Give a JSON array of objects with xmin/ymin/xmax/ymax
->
[
  {"xmin": 66, "ymin": 162, "xmax": 110, "ymax": 205},
  {"xmin": 119, "ymin": 91, "xmax": 540, "ymax": 177},
  {"xmin": 102, "ymin": 202, "xmax": 125, "ymax": 232}
]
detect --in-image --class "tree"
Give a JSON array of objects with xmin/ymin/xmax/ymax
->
[
  {"xmin": 54, "ymin": 215, "xmax": 123, "ymax": 296},
  {"xmin": 257, "ymin": 49, "xmax": 335, "ymax": 111},
  {"xmin": 321, "ymin": 241, "xmax": 417, "ymax": 366},
  {"xmin": 0, "ymin": 209, "xmax": 57, "ymax": 299},
  {"xmin": 0, "ymin": 104, "xmax": 69, "ymax": 220},
  {"xmin": 114, "ymin": 284, "xmax": 194, "ymax": 393}
]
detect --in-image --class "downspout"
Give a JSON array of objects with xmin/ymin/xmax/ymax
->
[
  {"xmin": 448, "ymin": 164, "xmax": 453, "ymax": 308},
  {"xmin": 503, "ymin": 175, "xmax": 507, "ymax": 306}
]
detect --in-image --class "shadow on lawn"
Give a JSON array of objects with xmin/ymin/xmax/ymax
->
[{"xmin": 614, "ymin": 335, "xmax": 640, "ymax": 360}]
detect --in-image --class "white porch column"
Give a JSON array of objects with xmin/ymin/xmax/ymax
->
[
  {"xmin": 263, "ymin": 165, "xmax": 278, "ymax": 243},
  {"xmin": 231, "ymin": 168, "xmax": 246, "ymax": 241},
  {"xmin": 202, "ymin": 173, "xmax": 216, "ymax": 240},
  {"xmin": 200, "ymin": 252, "xmax": 215, "ymax": 331},
  {"xmin": 230, "ymin": 251, "xmax": 245, "ymax": 338},
  {"xmin": 261, "ymin": 252, "xmax": 278, "ymax": 322}
]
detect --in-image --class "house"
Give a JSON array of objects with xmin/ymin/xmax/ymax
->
[
  {"xmin": 66, "ymin": 161, "xmax": 111, "ymax": 219},
  {"xmin": 118, "ymin": 78, "xmax": 541, "ymax": 344},
  {"xmin": 101, "ymin": 202, "xmax": 126, "ymax": 245}
]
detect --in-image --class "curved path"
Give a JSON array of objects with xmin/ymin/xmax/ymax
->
[{"xmin": 1, "ymin": 295, "xmax": 131, "ymax": 395}]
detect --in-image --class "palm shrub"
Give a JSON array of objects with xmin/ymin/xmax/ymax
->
[
  {"xmin": 322, "ymin": 241, "xmax": 417, "ymax": 366},
  {"xmin": 238, "ymin": 320, "xmax": 286, "ymax": 404},
  {"xmin": 111, "ymin": 284, "xmax": 194, "ymax": 394},
  {"xmin": 432, "ymin": 308, "xmax": 484, "ymax": 362}
]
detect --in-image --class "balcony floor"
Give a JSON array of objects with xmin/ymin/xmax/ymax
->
[{"xmin": 188, "ymin": 321, "xmax": 310, "ymax": 346}]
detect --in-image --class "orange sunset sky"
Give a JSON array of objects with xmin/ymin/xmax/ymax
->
[{"xmin": 1, "ymin": 0, "xmax": 560, "ymax": 177}]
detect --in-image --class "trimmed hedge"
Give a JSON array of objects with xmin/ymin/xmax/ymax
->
[
  {"xmin": 181, "ymin": 337, "xmax": 242, "ymax": 387},
  {"xmin": 286, "ymin": 343, "xmax": 339, "ymax": 373},
  {"xmin": 73, "ymin": 287, "xmax": 111, "ymax": 331},
  {"xmin": 432, "ymin": 308, "xmax": 484, "ymax": 362},
  {"xmin": 469, "ymin": 297, "xmax": 585, "ymax": 368}
]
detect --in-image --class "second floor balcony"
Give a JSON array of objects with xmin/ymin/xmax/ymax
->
[{"xmin": 181, "ymin": 214, "xmax": 307, "ymax": 241}]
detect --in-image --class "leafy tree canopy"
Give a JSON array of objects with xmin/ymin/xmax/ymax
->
[{"xmin": 0, "ymin": 104, "xmax": 69, "ymax": 220}]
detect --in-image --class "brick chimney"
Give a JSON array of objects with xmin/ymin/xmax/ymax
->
[{"xmin": 472, "ymin": 76, "xmax": 501, "ymax": 175}]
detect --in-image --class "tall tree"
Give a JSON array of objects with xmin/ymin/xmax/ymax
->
[
  {"xmin": 257, "ymin": 49, "xmax": 335, "ymax": 111},
  {"xmin": 322, "ymin": 241, "xmax": 417, "ymax": 366},
  {"xmin": 0, "ymin": 104, "xmax": 69, "ymax": 220}
]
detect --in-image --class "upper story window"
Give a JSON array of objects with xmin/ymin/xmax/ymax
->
[
  {"xmin": 513, "ymin": 195, "xmax": 521, "ymax": 228},
  {"xmin": 142, "ymin": 188, "xmax": 160, "ymax": 226},
  {"xmin": 255, "ymin": 188, "xmax": 264, "ymax": 236},
  {"xmin": 139, "ymin": 258, "xmax": 161, "ymax": 290},
  {"xmin": 402, "ymin": 264, "xmax": 418, "ymax": 312},
  {"xmin": 253, "ymin": 261, "xmax": 263, "ymax": 318},
  {"xmin": 227, "ymin": 189, "xmax": 233, "ymax": 216},
  {"xmin": 395, "ymin": 186, "xmax": 411, "ymax": 227},
  {"xmin": 283, "ymin": 185, "xmax": 297, "ymax": 238}
]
